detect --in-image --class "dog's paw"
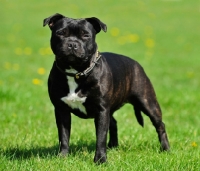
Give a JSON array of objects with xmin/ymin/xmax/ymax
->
[
  {"xmin": 58, "ymin": 149, "xmax": 69, "ymax": 157},
  {"xmin": 94, "ymin": 153, "xmax": 107, "ymax": 164},
  {"xmin": 108, "ymin": 141, "xmax": 118, "ymax": 149},
  {"xmin": 160, "ymin": 132, "xmax": 170, "ymax": 151}
]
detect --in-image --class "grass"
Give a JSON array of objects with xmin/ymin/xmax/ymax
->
[{"xmin": 0, "ymin": 0, "xmax": 199, "ymax": 170}]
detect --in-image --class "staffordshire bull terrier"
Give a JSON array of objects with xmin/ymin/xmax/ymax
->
[{"xmin": 43, "ymin": 13, "xmax": 170, "ymax": 163}]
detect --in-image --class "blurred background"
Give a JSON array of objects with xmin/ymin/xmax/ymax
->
[{"xmin": 0, "ymin": 0, "xmax": 199, "ymax": 169}]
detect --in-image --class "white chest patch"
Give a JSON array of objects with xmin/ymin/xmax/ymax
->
[{"xmin": 61, "ymin": 68, "xmax": 87, "ymax": 114}]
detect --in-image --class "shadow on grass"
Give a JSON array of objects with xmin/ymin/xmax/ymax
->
[
  {"xmin": 2, "ymin": 140, "xmax": 164, "ymax": 161},
  {"xmin": 1, "ymin": 140, "xmax": 96, "ymax": 161}
]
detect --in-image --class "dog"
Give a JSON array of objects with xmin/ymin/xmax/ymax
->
[{"xmin": 43, "ymin": 13, "xmax": 170, "ymax": 163}]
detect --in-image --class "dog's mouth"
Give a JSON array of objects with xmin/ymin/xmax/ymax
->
[
  {"xmin": 57, "ymin": 53, "xmax": 87, "ymax": 62},
  {"xmin": 56, "ymin": 54, "xmax": 89, "ymax": 69}
]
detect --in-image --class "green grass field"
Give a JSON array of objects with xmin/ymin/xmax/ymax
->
[{"xmin": 0, "ymin": 0, "xmax": 199, "ymax": 170}]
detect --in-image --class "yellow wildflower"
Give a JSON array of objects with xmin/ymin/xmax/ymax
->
[
  {"xmin": 32, "ymin": 78, "xmax": 42, "ymax": 85},
  {"xmin": 37, "ymin": 68, "xmax": 46, "ymax": 75},
  {"xmin": 111, "ymin": 27, "xmax": 120, "ymax": 37},
  {"xmin": 39, "ymin": 47, "xmax": 53, "ymax": 56},
  {"xmin": 145, "ymin": 38, "xmax": 155, "ymax": 48},
  {"xmin": 45, "ymin": 47, "xmax": 53, "ymax": 55},
  {"xmin": 117, "ymin": 34, "xmax": 140, "ymax": 45},
  {"xmin": 191, "ymin": 142, "xmax": 197, "ymax": 147},
  {"xmin": 4, "ymin": 62, "xmax": 11, "ymax": 69},
  {"xmin": 186, "ymin": 71, "xmax": 194, "ymax": 79},
  {"xmin": 127, "ymin": 34, "xmax": 139, "ymax": 43}
]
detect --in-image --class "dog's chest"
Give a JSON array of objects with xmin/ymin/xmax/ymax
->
[{"xmin": 61, "ymin": 69, "xmax": 87, "ymax": 114}]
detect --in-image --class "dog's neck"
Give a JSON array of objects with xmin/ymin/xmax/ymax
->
[{"xmin": 55, "ymin": 49, "xmax": 101, "ymax": 80}]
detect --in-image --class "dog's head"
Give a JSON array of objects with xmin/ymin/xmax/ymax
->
[{"xmin": 43, "ymin": 13, "xmax": 107, "ymax": 70}]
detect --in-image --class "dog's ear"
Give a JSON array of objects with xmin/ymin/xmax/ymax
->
[
  {"xmin": 43, "ymin": 13, "xmax": 65, "ymax": 29},
  {"xmin": 86, "ymin": 17, "xmax": 107, "ymax": 34}
]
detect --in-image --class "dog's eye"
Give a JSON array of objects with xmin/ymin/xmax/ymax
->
[
  {"xmin": 81, "ymin": 31, "xmax": 90, "ymax": 38},
  {"xmin": 56, "ymin": 30, "xmax": 66, "ymax": 36}
]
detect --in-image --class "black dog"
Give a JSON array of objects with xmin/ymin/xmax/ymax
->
[{"xmin": 43, "ymin": 13, "xmax": 170, "ymax": 163}]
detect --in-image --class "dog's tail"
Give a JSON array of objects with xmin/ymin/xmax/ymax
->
[{"xmin": 134, "ymin": 107, "xmax": 144, "ymax": 127}]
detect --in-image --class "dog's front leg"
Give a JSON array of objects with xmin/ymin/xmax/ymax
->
[
  {"xmin": 55, "ymin": 107, "xmax": 71, "ymax": 156},
  {"xmin": 94, "ymin": 109, "xmax": 110, "ymax": 164}
]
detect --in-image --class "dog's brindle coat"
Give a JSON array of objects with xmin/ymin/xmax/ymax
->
[{"xmin": 43, "ymin": 13, "xmax": 170, "ymax": 163}]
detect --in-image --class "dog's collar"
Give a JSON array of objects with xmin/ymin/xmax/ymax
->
[{"xmin": 56, "ymin": 51, "xmax": 101, "ymax": 79}]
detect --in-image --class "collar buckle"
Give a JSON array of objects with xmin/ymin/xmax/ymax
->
[{"xmin": 75, "ymin": 74, "xmax": 80, "ymax": 79}]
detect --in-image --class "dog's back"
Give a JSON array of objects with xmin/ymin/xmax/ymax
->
[{"xmin": 102, "ymin": 52, "xmax": 152, "ymax": 100}]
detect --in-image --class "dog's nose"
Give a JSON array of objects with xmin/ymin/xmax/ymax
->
[{"xmin": 68, "ymin": 43, "xmax": 78, "ymax": 50}]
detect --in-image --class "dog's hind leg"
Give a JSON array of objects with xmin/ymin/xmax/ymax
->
[
  {"xmin": 139, "ymin": 97, "xmax": 170, "ymax": 151},
  {"xmin": 108, "ymin": 115, "xmax": 118, "ymax": 148}
]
